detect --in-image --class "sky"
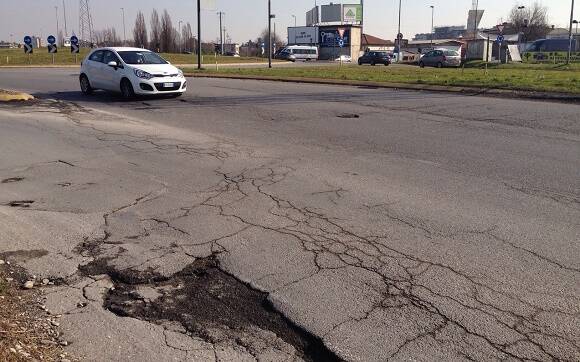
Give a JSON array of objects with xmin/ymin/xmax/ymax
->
[{"xmin": 0, "ymin": 0, "xmax": 575, "ymax": 44}]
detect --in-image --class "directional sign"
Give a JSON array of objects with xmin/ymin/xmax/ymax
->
[
  {"xmin": 48, "ymin": 44, "xmax": 58, "ymax": 53},
  {"xmin": 24, "ymin": 36, "xmax": 32, "ymax": 45},
  {"xmin": 338, "ymin": 39, "xmax": 345, "ymax": 48},
  {"xmin": 24, "ymin": 43, "xmax": 33, "ymax": 54},
  {"xmin": 47, "ymin": 35, "xmax": 56, "ymax": 45},
  {"xmin": 71, "ymin": 43, "xmax": 79, "ymax": 54},
  {"xmin": 70, "ymin": 35, "xmax": 79, "ymax": 45},
  {"xmin": 496, "ymin": 35, "xmax": 504, "ymax": 44}
]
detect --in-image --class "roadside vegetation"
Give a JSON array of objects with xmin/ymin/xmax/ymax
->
[
  {"xmin": 0, "ymin": 48, "xmax": 267, "ymax": 66},
  {"xmin": 185, "ymin": 62, "xmax": 580, "ymax": 94}
]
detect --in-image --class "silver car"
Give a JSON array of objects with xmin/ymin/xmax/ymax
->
[{"xmin": 419, "ymin": 49, "xmax": 462, "ymax": 68}]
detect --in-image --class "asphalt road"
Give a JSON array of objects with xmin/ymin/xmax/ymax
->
[{"xmin": 0, "ymin": 68, "xmax": 579, "ymax": 361}]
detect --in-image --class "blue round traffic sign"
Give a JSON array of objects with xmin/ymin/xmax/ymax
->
[
  {"xmin": 70, "ymin": 35, "xmax": 79, "ymax": 44},
  {"xmin": 24, "ymin": 36, "xmax": 32, "ymax": 45},
  {"xmin": 47, "ymin": 35, "xmax": 56, "ymax": 45},
  {"xmin": 338, "ymin": 39, "xmax": 345, "ymax": 48},
  {"xmin": 496, "ymin": 35, "xmax": 504, "ymax": 43}
]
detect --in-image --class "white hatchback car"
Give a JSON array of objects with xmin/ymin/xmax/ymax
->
[{"xmin": 80, "ymin": 47, "xmax": 186, "ymax": 98}]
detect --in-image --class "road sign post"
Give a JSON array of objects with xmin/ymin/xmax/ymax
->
[
  {"xmin": 47, "ymin": 35, "xmax": 57, "ymax": 64},
  {"xmin": 24, "ymin": 36, "xmax": 33, "ymax": 63},
  {"xmin": 70, "ymin": 35, "xmax": 79, "ymax": 63}
]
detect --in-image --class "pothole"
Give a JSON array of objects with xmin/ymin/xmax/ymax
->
[
  {"xmin": 1, "ymin": 177, "xmax": 25, "ymax": 184},
  {"xmin": 336, "ymin": 113, "xmax": 360, "ymax": 119},
  {"xmin": 87, "ymin": 256, "xmax": 340, "ymax": 361},
  {"xmin": 7, "ymin": 200, "xmax": 35, "ymax": 208}
]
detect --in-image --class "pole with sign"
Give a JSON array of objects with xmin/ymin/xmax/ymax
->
[
  {"xmin": 70, "ymin": 35, "xmax": 79, "ymax": 63},
  {"xmin": 24, "ymin": 36, "xmax": 33, "ymax": 64},
  {"xmin": 47, "ymin": 35, "xmax": 57, "ymax": 64}
]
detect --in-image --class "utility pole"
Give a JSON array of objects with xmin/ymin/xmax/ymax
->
[
  {"xmin": 268, "ymin": 0, "xmax": 273, "ymax": 68},
  {"xmin": 63, "ymin": 0, "xmax": 68, "ymax": 37},
  {"xmin": 55, "ymin": 6, "xmax": 60, "ymax": 39},
  {"xmin": 217, "ymin": 12, "xmax": 225, "ymax": 55},
  {"xmin": 178, "ymin": 20, "xmax": 183, "ymax": 53},
  {"xmin": 397, "ymin": 0, "xmax": 402, "ymax": 62},
  {"xmin": 430, "ymin": 5, "xmax": 434, "ymax": 49},
  {"xmin": 197, "ymin": 0, "xmax": 201, "ymax": 70},
  {"xmin": 292, "ymin": 15, "xmax": 296, "ymax": 27},
  {"xmin": 568, "ymin": 0, "xmax": 575, "ymax": 64},
  {"xmin": 121, "ymin": 7, "xmax": 126, "ymax": 45}
]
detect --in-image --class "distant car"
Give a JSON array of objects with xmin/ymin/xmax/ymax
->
[
  {"xmin": 358, "ymin": 51, "xmax": 391, "ymax": 66},
  {"xmin": 419, "ymin": 49, "xmax": 462, "ymax": 68},
  {"xmin": 80, "ymin": 47, "xmax": 186, "ymax": 99},
  {"xmin": 335, "ymin": 55, "xmax": 352, "ymax": 63}
]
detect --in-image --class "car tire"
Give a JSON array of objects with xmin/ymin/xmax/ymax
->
[
  {"xmin": 437, "ymin": 62, "xmax": 443, "ymax": 68},
  {"xmin": 384, "ymin": 62, "xmax": 389, "ymax": 66},
  {"xmin": 120, "ymin": 79, "xmax": 135, "ymax": 100},
  {"xmin": 371, "ymin": 61, "xmax": 376, "ymax": 66},
  {"xmin": 80, "ymin": 74, "xmax": 93, "ymax": 95},
  {"xmin": 419, "ymin": 62, "xmax": 425, "ymax": 68}
]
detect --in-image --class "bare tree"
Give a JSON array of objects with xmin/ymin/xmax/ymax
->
[
  {"xmin": 258, "ymin": 28, "xmax": 284, "ymax": 55},
  {"xmin": 94, "ymin": 27, "xmax": 121, "ymax": 47},
  {"xmin": 150, "ymin": 9, "xmax": 161, "ymax": 52},
  {"xmin": 509, "ymin": 2, "xmax": 550, "ymax": 41},
  {"xmin": 160, "ymin": 9, "xmax": 175, "ymax": 53},
  {"xmin": 182, "ymin": 23, "xmax": 196, "ymax": 53},
  {"xmin": 133, "ymin": 11, "xmax": 148, "ymax": 49}
]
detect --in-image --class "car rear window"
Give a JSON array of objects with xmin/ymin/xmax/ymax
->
[{"xmin": 444, "ymin": 50, "xmax": 460, "ymax": 56}]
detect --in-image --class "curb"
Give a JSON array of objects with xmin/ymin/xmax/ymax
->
[
  {"xmin": 0, "ymin": 90, "xmax": 35, "ymax": 102},
  {"xmin": 186, "ymin": 73, "xmax": 580, "ymax": 103}
]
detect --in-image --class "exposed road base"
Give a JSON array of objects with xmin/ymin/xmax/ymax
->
[
  {"xmin": 0, "ymin": 89, "xmax": 34, "ymax": 102},
  {"xmin": 188, "ymin": 73, "xmax": 580, "ymax": 103}
]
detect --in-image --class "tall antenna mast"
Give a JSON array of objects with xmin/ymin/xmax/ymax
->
[{"xmin": 79, "ymin": 0, "xmax": 94, "ymax": 46}]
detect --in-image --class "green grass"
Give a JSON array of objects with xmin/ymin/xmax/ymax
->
[
  {"xmin": 0, "ymin": 48, "xmax": 267, "ymax": 66},
  {"xmin": 184, "ymin": 63, "xmax": 580, "ymax": 94}
]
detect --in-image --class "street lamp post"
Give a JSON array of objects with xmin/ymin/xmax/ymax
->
[
  {"xmin": 121, "ymin": 8, "xmax": 126, "ymax": 45},
  {"xmin": 292, "ymin": 15, "xmax": 297, "ymax": 27},
  {"xmin": 568, "ymin": 0, "xmax": 575, "ymax": 64},
  {"xmin": 197, "ymin": 0, "xmax": 201, "ymax": 70},
  {"xmin": 55, "ymin": 6, "xmax": 59, "ymax": 42},
  {"xmin": 268, "ymin": 0, "xmax": 275, "ymax": 68},
  {"xmin": 397, "ymin": 0, "xmax": 402, "ymax": 62},
  {"xmin": 430, "ymin": 6, "xmax": 434, "ymax": 49}
]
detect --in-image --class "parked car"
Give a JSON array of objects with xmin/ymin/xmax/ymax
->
[
  {"xmin": 80, "ymin": 47, "xmax": 186, "ymax": 99},
  {"xmin": 335, "ymin": 55, "xmax": 352, "ymax": 63},
  {"xmin": 358, "ymin": 51, "xmax": 391, "ymax": 66},
  {"xmin": 419, "ymin": 49, "xmax": 462, "ymax": 68},
  {"xmin": 275, "ymin": 46, "xmax": 319, "ymax": 62}
]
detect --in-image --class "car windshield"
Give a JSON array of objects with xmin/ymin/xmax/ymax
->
[{"xmin": 117, "ymin": 51, "xmax": 168, "ymax": 65}]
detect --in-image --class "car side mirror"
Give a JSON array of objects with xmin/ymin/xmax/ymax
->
[{"xmin": 107, "ymin": 61, "xmax": 118, "ymax": 68}]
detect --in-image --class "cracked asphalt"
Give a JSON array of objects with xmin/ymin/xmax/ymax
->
[{"xmin": 0, "ymin": 68, "xmax": 579, "ymax": 361}]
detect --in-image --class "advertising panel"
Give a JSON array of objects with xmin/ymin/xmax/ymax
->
[
  {"xmin": 306, "ymin": 7, "xmax": 319, "ymax": 26},
  {"xmin": 319, "ymin": 28, "xmax": 351, "ymax": 48},
  {"xmin": 321, "ymin": 4, "xmax": 342, "ymax": 23},
  {"xmin": 343, "ymin": 4, "xmax": 362, "ymax": 23},
  {"xmin": 288, "ymin": 27, "xmax": 319, "ymax": 45}
]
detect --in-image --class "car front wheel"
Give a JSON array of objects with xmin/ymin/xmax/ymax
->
[
  {"xmin": 80, "ymin": 74, "xmax": 93, "ymax": 95},
  {"xmin": 437, "ymin": 62, "xmax": 443, "ymax": 68},
  {"xmin": 120, "ymin": 79, "xmax": 135, "ymax": 100},
  {"xmin": 419, "ymin": 62, "xmax": 425, "ymax": 68}
]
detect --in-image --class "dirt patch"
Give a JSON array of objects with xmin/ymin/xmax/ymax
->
[
  {"xmin": 0, "ymin": 261, "xmax": 69, "ymax": 361},
  {"xmin": 1, "ymin": 250, "xmax": 49, "ymax": 264},
  {"xmin": 93, "ymin": 256, "xmax": 340, "ymax": 361}
]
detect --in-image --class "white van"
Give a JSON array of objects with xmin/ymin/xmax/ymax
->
[{"xmin": 276, "ymin": 46, "xmax": 318, "ymax": 62}]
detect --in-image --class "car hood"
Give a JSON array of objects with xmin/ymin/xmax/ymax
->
[{"xmin": 130, "ymin": 64, "xmax": 180, "ymax": 75}]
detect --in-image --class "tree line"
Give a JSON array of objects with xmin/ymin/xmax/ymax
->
[{"xmin": 93, "ymin": 9, "xmax": 196, "ymax": 53}]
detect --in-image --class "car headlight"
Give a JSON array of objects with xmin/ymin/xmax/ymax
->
[
  {"xmin": 134, "ymin": 69, "xmax": 153, "ymax": 80},
  {"xmin": 178, "ymin": 69, "xmax": 184, "ymax": 78}
]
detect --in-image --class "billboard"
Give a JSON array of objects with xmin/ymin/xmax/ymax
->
[
  {"xmin": 343, "ymin": 4, "xmax": 362, "ymax": 23},
  {"xmin": 288, "ymin": 27, "xmax": 319, "ymax": 45},
  {"xmin": 321, "ymin": 4, "xmax": 342, "ymax": 23},
  {"xmin": 306, "ymin": 6, "xmax": 319, "ymax": 26},
  {"xmin": 466, "ymin": 10, "xmax": 485, "ymax": 32},
  {"xmin": 320, "ymin": 28, "xmax": 351, "ymax": 48}
]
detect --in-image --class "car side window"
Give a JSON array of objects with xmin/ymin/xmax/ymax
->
[
  {"xmin": 89, "ymin": 50, "xmax": 104, "ymax": 63},
  {"xmin": 436, "ymin": 50, "xmax": 444, "ymax": 56},
  {"xmin": 102, "ymin": 51, "xmax": 118, "ymax": 65}
]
